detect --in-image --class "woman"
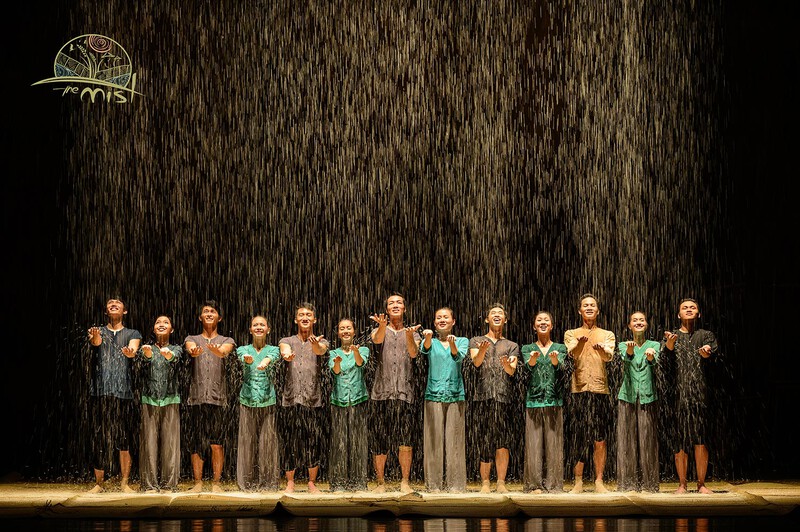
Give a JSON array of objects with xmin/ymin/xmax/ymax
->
[
  {"xmin": 420, "ymin": 307, "xmax": 469, "ymax": 492},
  {"xmin": 521, "ymin": 311, "xmax": 569, "ymax": 493},
  {"xmin": 328, "ymin": 318, "xmax": 370, "ymax": 491},
  {"xmin": 236, "ymin": 315, "xmax": 281, "ymax": 491}
]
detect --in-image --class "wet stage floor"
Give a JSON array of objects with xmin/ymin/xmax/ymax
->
[{"xmin": 1, "ymin": 481, "xmax": 798, "ymax": 519}]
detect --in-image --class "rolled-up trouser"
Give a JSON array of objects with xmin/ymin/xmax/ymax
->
[
  {"xmin": 329, "ymin": 402, "xmax": 369, "ymax": 491},
  {"xmin": 617, "ymin": 400, "xmax": 659, "ymax": 492},
  {"xmin": 237, "ymin": 404, "xmax": 279, "ymax": 491},
  {"xmin": 91, "ymin": 395, "xmax": 134, "ymax": 472},
  {"xmin": 423, "ymin": 400, "xmax": 466, "ymax": 492},
  {"xmin": 524, "ymin": 406, "xmax": 564, "ymax": 492},
  {"xmin": 140, "ymin": 403, "xmax": 180, "ymax": 491}
]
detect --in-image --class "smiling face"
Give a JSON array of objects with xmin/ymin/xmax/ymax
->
[
  {"xmin": 295, "ymin": 307, "xmax": 316, "ymax": 332},
  {"xmin": 250, "ymin": 316, "xmax": 270, "ymax": 338},
  {"xmin": 678, "ymin": 300, "xmax": 700, "ymax": 321},
  {"xmin": 153, "ymin": 315, "xmax": 173, "ymax": 337},
  {"xmin": 434, "ymin": 308, "xmax": 455, "ymax": 334},
  {"xmin": 628, "ymin": 312, "xmax": 648, "ymax": 334},
  {"xmin": 105, "ymin": 299, "xmax": 126, "ymax": 320},
  {"xmin": 199, "ymin": 306, "xmax": 221, "ymax": 327},
  {"xmin": 386, "ymin": 295, "xmax": 406, "ymax": 319},
  {"xmin": 533, "ymin": 312, "xmax": 553, "ymax": 335},
  {"xmin": 337, "ymin": 319, "xmax": 355, "ymax": 343},
  {"xmin": 485, "ymin": 306, "xmax": 507, "ymax": 329},
  {"xmin": 579, "ymin": 297, "xmax": 599, "ymax": 322}
]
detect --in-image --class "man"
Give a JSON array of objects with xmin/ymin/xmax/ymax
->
[
  {"xmin": 185, "ymin": 300, "xmax": 236, "ymax": 492},
  {"xmin": 662, "ymin": 298, "xmax": 718, "ymax": 494},
  {"xmin": 468, "ymin": 303, "xmax": 518, "ymax": 493},
  {"xmin": 563, "ymin": 294, "xmax": 615, "ymax": 494},
  {"xmin": 279, "ymin": 302, "xmax": 329, "ymax": 493},
  {"xmin": 369, "ymin": 293, "xmax": 421, "ymax": 493},
  {"xmin": 86, "ymin": 297, "xmax": 142, "ymax": 493}
]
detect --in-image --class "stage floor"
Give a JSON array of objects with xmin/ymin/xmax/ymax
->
[{"xmin": 1, "ymin": 481, "xmax": 798, "ymax": 519}]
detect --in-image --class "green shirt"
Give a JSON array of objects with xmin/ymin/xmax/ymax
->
[
  {"xmin": 617, "ymin": 340, "xmax": 659, "ymax": 405},
  {"xmin": 237, "ymin": 344, "xmax": 280, "ymax": 407},
  {"xmin": 328, "ymin": 346, "xmax": 370, "ymax": 407},
  {"xmin": 420, "ymin": 336, "xmax": 468, "ymax": 403},
  {"xmin": 139, "ymin": 344, "xmax": 182, "ymax": 407},
  {"xmin": 521, "ymin": 342, "xmax": 568, "ymax": 408}
]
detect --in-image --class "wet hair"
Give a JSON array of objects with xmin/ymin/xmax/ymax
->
[
  {"xmin": 295, "ymin": 302, "xmax": 316, "ymax": 315},
  {"xmin": 105, "ymin": 297, "xmax": 126, "ymax": 311},
  {"xmin": 578, "ymin": 293, "xmax": 599, "ymax": 309},
  {"xmin": 532, "ymin": 310, "xmax": 553, "ymax": 325},
  {"xmin": 384, "ymin": 292, "xmax": 406, "ymax": 310},
  {"xmin": 628, "ymin": 310, "xmax": 647, "ymax": 322},
  {"xmin": 154, "ymin": 314, "xmax": 173, "ymax": 325},
  {"xmin": 251, "ymin": 315, "xmax": 271, "ymax": 329},
  {"xmin": 198, "ymin": 300, "xmax": 223, "ymax": 318},
  {"xmin": 337, "ymin": 318, "xmax": 356, "ymax": 329},
  {"xmin": 434, "ymin": 307, "xmax": 455, "ymax": 319},
  {"xmin": 485, "ymin": 303, "xmax": 507, "ymax": 318},
  {"xmin": 678, "ymin": 298, "xmax": 699, "ymax": 310}
]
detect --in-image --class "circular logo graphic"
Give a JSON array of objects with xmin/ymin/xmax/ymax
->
[{"xmin": 53, "ymin": 34, "xmax": 132, "ymax": 88}]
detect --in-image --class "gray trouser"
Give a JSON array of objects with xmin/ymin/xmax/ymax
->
[
  {"xmin": 237, "ymin": 404, "xmax": 279, "ymax": 491},
  {"xmin": 616, "ymin": 400, "xmax": 659, "ymax": 492},
  {"xmin": 524, "ymin": 406, "xmax": 564, "ymax": 492},
  {"xmin": 140, "ymin": 403, "xmax": 180, "ymax": 491},
  {"xmin": 329, "ymin": 402, "xmax": 369, "ymax": 490},
  {"xmin": 424, "ymin": 401, "xmax": 466, "ymax": 491}
]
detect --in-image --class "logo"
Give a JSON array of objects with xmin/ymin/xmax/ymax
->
[{"xmin": 32, "ymin": 34, "xmax": 141, "ymax": 103}]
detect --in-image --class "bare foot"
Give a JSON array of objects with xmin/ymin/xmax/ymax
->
[
  {"xmin": 211, "ymin": 482, "xmax": 223, "ymax": 493},
  {"xmin": 285, "ymin": 480, "xmax": 295, "ymax": 493},
  {"xmin": 594, "ymin": 481, "xmax": 609, "ymax": 494},
  {"xmin": 569, "ymin": 480, "xmax": 583, "ymax": 494},
  {"xmin": 189, "ymin": 482, "xmax": 203, "ymax": 493},
  {"xmin": 87, "ymin": 484, "xmax": 104, "ymax": 494},
  {"xmin": 496, "ymin": 481, "xmax": 509, "ymax": 494},
  {"xmin": 532, "ymin": 488, "xmax": 543, "ymax": 494},
  {"xmin": 698, "ymin": 485, "xmax": 712, "ymax": 494},
  {"xmin": 675, "ymin": 485, "xmax": 688, "ymax": 494},
  {"xmin": 121, "ymin": 481, "xmax": 135, "ymax": 493},
  {"xmin": 480, "ymin": 481, "xmax": 491, "ymax": 493},
  {"xmin": 373, "ymin": 482, "xmax": 386, "ymax": 494},
  {"xmin": 308, "ymin": 481, "xmax": 320, "ymax": 494},
  {"xmin": 400, "ymin": 480, "xmax": 413, "ymax": 494},
  {"xmin": 144, "ymin": 489, "xmax": 159, "ymax": 494}
]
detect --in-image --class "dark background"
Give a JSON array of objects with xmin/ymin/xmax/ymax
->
[{"xmin": 2, "ymin": 0, "xmax": 798, "ymax": 482}]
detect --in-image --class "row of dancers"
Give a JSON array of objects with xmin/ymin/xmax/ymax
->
[{"xmin": 87, "ymin": 294, "xmax": 717, "ymax": 494}]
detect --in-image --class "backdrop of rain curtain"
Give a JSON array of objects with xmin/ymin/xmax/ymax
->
[{"xmin": 30, "ymin": 0, "xmax": 759, "ymax": 482}]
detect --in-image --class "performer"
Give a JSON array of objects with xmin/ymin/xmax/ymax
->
[
  {"xmin": 469, "ymin": 303, "xmax": 518, "ymax": 493},
  {"xmin": 86, "ymin": 298, "xmax": 142, "ymax": 493},
  {"xmin": 662, "ymin": 298, "xmax": 718, "ymax": 494},
  {"xmin": 616, "ymin": 311, "xmax": 660, "ymax": 492},
  {"xmin": 328, "ymin": 319, "xmax": 370, "ymax": 491},
  {"xmin": 420, "ymin": 307, "xmax": 468, "ymax": 492},
  {"xmin": 279, "ymin": 302, "xmax": 329, "ymax": 493},
  {"xmin": 522, "ymin": 311, "xmax": 569, "ymax": 493},
  {"xmin": 369, "ymin": 293, "xmax": 420, "ymax": 494},
  {"xmin": 236, "ymin": 315, "xmax": 281, "ymax": 491},
  {"xmin": 184, "ymin": 300, "xmax": 235, "ymax": 493},
  {"xmin": 563, "ymin": 294, "xmax": 615, "ymax": 494},
  {"xmin": 139, "ymin": 315, "xmax": 182, "ymax": 492}
]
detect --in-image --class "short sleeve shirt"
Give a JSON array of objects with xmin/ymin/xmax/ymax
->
[
  {"xmin": 662, "ymin": 329, "xmax": 717, "ymax": 409},
  {"xmin": 468, "ymin": 336, "xmax": 520, "ymax": 403},
  {"xmin": 371, "ymin": 327, "xmax": 420, "ymax": 403},
  {"xmin": 279, "ymin": 335, "xmax": 330, "ymax": 408},
  {"xmin": 90, "ymin": 326, "xmax": 142, "ymax": 400},
  {"xmin": 185, "ymin": 333, "xmax": 236, "ymax": 406},
  {"xmin": 237, "ymin": 344, "xmax": 281, "ymax": 407}
]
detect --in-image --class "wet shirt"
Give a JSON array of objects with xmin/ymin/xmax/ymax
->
[
  {"xmin": 237, "ymin": 344, "xmax": 280, "ymax": 408},
  {"xmin": 564, "ymin": 326, "xmax": 616, "ymax": 394},
  {"xmin": 371, "ymin": 327, "xmax": 421, "ymax": 403},
  {"xmin": 90, "ymin": 326, "xmax": 142, "ymax": 400},
  {"xmin": 617, "ymin": 340, "xmax": 660, "ymax": 405},
  {"xmin": 279, "ymin": 335, "xmax": 330, "ymax": 408},
  {"xmin": 139, "ymin": 344, "xmax": 182, "ymax": 407},
  {"xmin": 521, "ymin": 342, "xmax": 569, "ymax": 408},
  {"xmin": 468, "ymin": 336, "xmax": 520, "ymax": 403},
  {"xmin": 328, "ymin": 346, "xmax": 370, "ymax": 407},
  {"xmin": 185, "ymin": 333, "xmax": 236, "ymax": 407},
  {"xmin": 661, "ymin": 329, "xmax": 717, "ymax": 408},
  {"xmin": 420, "ymin": 336, "xmax": 468, "ymax": 403}
]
